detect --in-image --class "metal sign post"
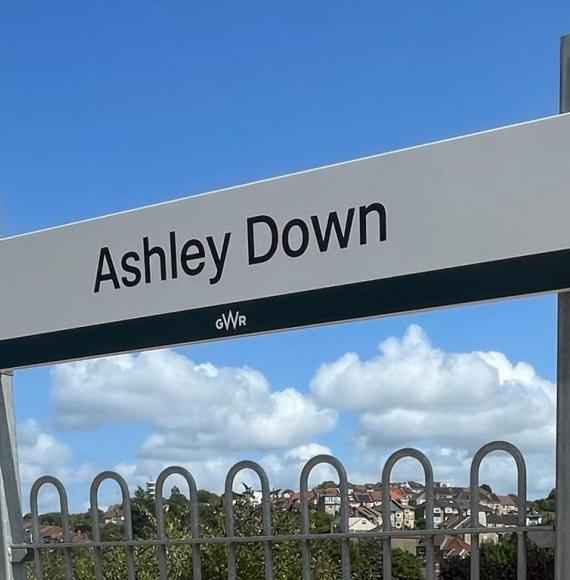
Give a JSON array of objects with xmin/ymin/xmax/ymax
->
[
  {"xmin": 556, "ymin": 32, "xmax": 570, "ymax": 580},
  {"xmin": 0, "ymin": 372, "xmax": 25, "ymax": 580}
]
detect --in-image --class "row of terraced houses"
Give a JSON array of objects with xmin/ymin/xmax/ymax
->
[{"xmin": 267, "ymin": 479, "xmax": 543, "ymax": 561}]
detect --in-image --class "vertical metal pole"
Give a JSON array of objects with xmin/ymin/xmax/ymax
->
[
  {"xmin": 556, "ymin": 34, "xmax": 570, "ymax": 580},
  {"xmin": 0, "ymin": 371, "xmax": 25, "ymax": 580}
]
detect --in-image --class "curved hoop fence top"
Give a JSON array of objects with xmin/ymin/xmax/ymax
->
[
  {"xmin": 155, "ymin": 466, "xmax": 200, "ymax": 580},
  {"xmin": 29, "ymin": 476, "xmax": 72, "ymax": 580},
  {"xmin": 299, "ymin": 455, "xmax": 350, "ymax": 580},
  {"xmin": 224, "ymin": 460, "xmax": 273, "ymax": 580},
  {"xmin": 90, "ymin": 471, "xmax": 135, "ymax": 580},
  {"xmin": 382, "ymin": 448, "xmax": 435, "ymax": 580},
  {"xmin": 469, "ymin": 442, "xmax": 528, "ymax": 580},
  {"xmin": 15, "ymin": 442, "xmax": 552, "ymax": 580}
]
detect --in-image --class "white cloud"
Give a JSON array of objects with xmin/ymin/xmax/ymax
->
[
  {"xmin": 18, "ymin": 419, "xmax": 72, "ymax": 476},
  {"xmin": 310, "ymin": 325, "xmax": 555, "ymax": 496},
  {"xmin": 40, "ymin": 325, "xmax": 556, "ymax": 499},
  {"xmin": 113, "ymin": 443, "xmax": 337, "ymax": 498},
  {"xmin": 51, "ymin": 349, "xmax": 337, "ymax": 457},
  {"xmin": 17, "ymin": 419, "xmax": 95, "ymax": 513},
  {"xmin": 260, "ymin": 443, "xmax": 337, "ymax": 490},
  {"xmin": 311, "ymin": 324, "xmax": 554, "ymax": 450}
]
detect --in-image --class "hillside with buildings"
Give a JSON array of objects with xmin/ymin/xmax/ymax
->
[{"xmin": 26, "ymin": 477, "xmax": 550, "ymax": 577}]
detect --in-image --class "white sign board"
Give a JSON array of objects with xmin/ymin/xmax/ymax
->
[{"xmin": 1, "ymin": 113, "xmax": 570, "ymax": 367}]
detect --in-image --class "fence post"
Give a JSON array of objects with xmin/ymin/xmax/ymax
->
[
  {"xmin": 556, "ymin": 33, "xmax": 570, "ymax": 580},
  {"xmin": 0, "ymin": 371, "xmax": 26, "ymax": 579}
]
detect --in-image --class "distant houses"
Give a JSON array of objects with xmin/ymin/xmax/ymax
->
[
  {"xmin": 22, "ymin": 518, "xmax": 88, "ymax": 544},
  {"xmin": 264, "ymin": 480, "xmax": 546, "ymax": 566},
  {"xmin": 103, "ymin": 505, "xmax": 125, "ymax": 526}
]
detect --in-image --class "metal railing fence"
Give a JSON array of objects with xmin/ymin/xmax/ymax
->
[{"xmin": 12, "ymin": 441, "xmax": 554, "ymax": 579}]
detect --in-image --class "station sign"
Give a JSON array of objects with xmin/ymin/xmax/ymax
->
[{"xmin": 1, "ymin": 113, "xmax": 570, "ymax": 367}]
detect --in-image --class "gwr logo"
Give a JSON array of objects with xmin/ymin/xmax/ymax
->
[{"xmin": 215, "ymin": 310, "xmax": 247, "ymax": 332}]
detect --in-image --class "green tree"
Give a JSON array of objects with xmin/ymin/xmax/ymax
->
[
  {"xmin": 197, "ymin": 488, "xmax": 221, "ymax": 528},
  {"xmin": 131, "ymin": 487, "xmax": 156, "ymax": 538},
  {"xmin": 311, "ymin": 511, "xmax": 333, "ymax": 533},
  {"xmin": 440, "ymin": 536, "xmax": 554, "ymax": 580},
  {"xmin": 197, "ymin": 489, "xmax": 221, "ymax": 506},
  {"xmin": 38, "ymin": 513, "xmax": 63, "ymax": 527},
  {"xmin": 29, "ymin": 488, "xmax": 427, "ymax": 579},
  {"xmin": 391, "ymin": 548, "xmax": 422, "ymax": 580},
  {"xmin": 100, "ymin": 522, "xmax": 123, "ymax": 542}
]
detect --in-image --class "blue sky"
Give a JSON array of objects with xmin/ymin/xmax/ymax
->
[{"xmin": 1, "ymin": 1, "xmax": 569, "ymax": 510}]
